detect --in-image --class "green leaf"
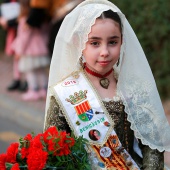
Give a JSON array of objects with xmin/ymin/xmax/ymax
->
[
  {"xmin": 56, "ymin": 156, "xmax": 61, "ymax": 161},
  {"xmin": 5, "ymin": 163, "xmax": 13, "ymax": 168}
]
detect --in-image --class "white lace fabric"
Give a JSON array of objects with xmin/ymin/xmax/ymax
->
[{"xmin": 45, "ymin": 0, "xmax": 170, "ymax": 152}]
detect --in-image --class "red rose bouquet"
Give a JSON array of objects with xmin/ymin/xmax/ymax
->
[{"xmin": 0, "ymin": 126, "xmax": 91, "ymax": 170}]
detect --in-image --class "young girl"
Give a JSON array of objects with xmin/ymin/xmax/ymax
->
[
  {"xmin": 11, "ymin": 0, "xmax": 50, "ymax": 100},
  {"xmin": 44, "ymin": 0, "xmax": 170, "ymax": 169}
]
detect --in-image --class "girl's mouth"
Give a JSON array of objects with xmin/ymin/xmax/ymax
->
[{"xmin": 97, "ymin": 61, "xmax": 110, "ymax": 66}]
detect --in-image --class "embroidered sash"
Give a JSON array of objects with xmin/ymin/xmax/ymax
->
[{"xmin": 51, "ymin": 70, "xmax": 140, "ymax": 170}]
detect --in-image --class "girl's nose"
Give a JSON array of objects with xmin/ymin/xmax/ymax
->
[{"xmin": 100, "ymin": 46, "xmax": 109, "ymax": 57}]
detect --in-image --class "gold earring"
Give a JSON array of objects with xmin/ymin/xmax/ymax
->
[
  {"xmin": 116, "ymin": 58, "xmax": 120, "ymax": 67},
  {"xmin": 79, "ymin": 55, "xmax": 85, "ymax": 68}
]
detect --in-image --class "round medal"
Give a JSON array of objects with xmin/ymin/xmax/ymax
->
[{"xmin": 100, "ymin": 147, "xmax": 112, "ymax": 158}]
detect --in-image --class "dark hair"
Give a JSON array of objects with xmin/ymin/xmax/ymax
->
[
  {"xmin": 89, "ymin": 130, "xmax": 99, "ymax": 141},
  {"xmin": 98, "ymin": 10, "xmax": 122, "ymax": 32}
]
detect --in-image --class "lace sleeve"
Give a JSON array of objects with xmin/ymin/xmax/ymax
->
[
  {"xmin": 139, "ymin": 142, "xmax": 164, "ymax": 170},
  {"xmin": 44, "ymin": 96, "xmax": 71, "ymax": 133}
]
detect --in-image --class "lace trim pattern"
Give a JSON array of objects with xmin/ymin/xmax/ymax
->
[{"xmin": 119, "ymin": 77, "xmax": 168, "ymax": 152}]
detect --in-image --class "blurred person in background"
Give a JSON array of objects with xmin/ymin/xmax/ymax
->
[
  {"xmin": 0, "ymin": 0, "xmax": 82, "ymax": 96},
  {"xmin": 47, "ymin": 0, "xmax": 84, "ymax": 55},
  {"xmin": 11, "ymin": 0, "xmax": 50, "ymax": 101},
  {"xmin": 28, "ymin": 0, "xmax": 83, "ymax": 56},
  {"xmin": 0, "ymin": 0, "xmax": 28, "ymax": 92}
]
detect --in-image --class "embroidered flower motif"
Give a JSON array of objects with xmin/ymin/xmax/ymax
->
[{"xmin": 123, "ymin": 76, "xmax": 164, "ymax": 147}]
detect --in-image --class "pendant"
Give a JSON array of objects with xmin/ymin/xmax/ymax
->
[{"xmin": 100, "ymin": 78, "xmax": 110, "ymax": 89}]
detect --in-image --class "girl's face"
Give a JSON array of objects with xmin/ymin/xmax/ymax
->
[
  {"xmin": 94, "ymin": 131, "xmax": 99, "ymax": 138},
  {"xmin": 83, "ymin": 18, "xmax": 122, "ymax": 74}
]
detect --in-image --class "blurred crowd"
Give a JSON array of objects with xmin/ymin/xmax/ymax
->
[{"xmin": 0, "ymin": 0, "xmax": 83, "ymax": 101}]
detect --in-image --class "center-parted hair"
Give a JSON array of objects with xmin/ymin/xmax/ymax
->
[{"xmin": 98, "ymin": 10, "xmax": 122, "ymax": 32}]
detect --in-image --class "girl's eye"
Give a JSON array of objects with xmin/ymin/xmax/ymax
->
[
  {"xmin": 90, "ymin": 42, "xmax": 100, "ymax": 46},
  {"xmin": 109, "ymin": 41, "xmax": 117, "ymax": 45}
]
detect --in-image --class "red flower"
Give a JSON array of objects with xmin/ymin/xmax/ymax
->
[
  {"xmin": 54, "ymin": 131, "xmax": 75, "ymax": 156},
  {"xmin": 43, "ymin": 126, "xmax": 75, "ymax": 156},
  {"xmin": 0, "ymin": 126, "xmax": 80, "ymax": 170},
  {"xmin": 21, "ymin": 133, "xmax": 33, "ymax": 159},
  {"xmin": 30, "ymin": 134, "xmax": 44, "ymax": 149},
  {"xmin": 27, "ymin": 148, "xmax": 48, "ymax": 170},
  {"xmin": 21, "ymin": 134, "xmax": 44, "ymax": 159},
  {"xmin": 45, "ymin": 126, "xmax": 59, "ymax": 135},
  {"xmin": 21, "ymin": 147, "xmax": 29, "ymax": 159},
  {"xmin": 6, "ymin": 143, "xmax": 19, "ymax": 163},
  {"xmin": 0, "ymin": 153, "xmax": 7, "ymax": 170},
  {"xmin": 68, "ymin": 137, "xmax": 75, "ymax": 147},
  {"xmin": 24, "ymin": 133, "xmax": 32, "ymax": 141},
  {"xmin": 11, "ymin": 163, "xmax": 20, "ymax": 170},
  {"xmin": 43, "ymin": 126, "xmax": 59, "ymax": 143},
  {"xmin": 60, "ymin": 131, "xmax": 75, "ymax": 147},
  {"xmin": 43, "ymin": 126, "xmax": 61, "ymax": 154}
]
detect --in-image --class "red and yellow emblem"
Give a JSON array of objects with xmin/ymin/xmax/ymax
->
[{"xmin": 74, "ymin": 101, "xmax": 94, "ymax": 122}]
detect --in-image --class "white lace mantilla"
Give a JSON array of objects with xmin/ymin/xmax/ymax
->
[{"xmin": 119, "ymin": 76, "xmax": 170, "ymax": 152}]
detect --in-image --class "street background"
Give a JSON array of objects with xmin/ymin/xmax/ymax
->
[{"xmin": 0, "ymin": 52, "xmax": 45, "ymax": 152}]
